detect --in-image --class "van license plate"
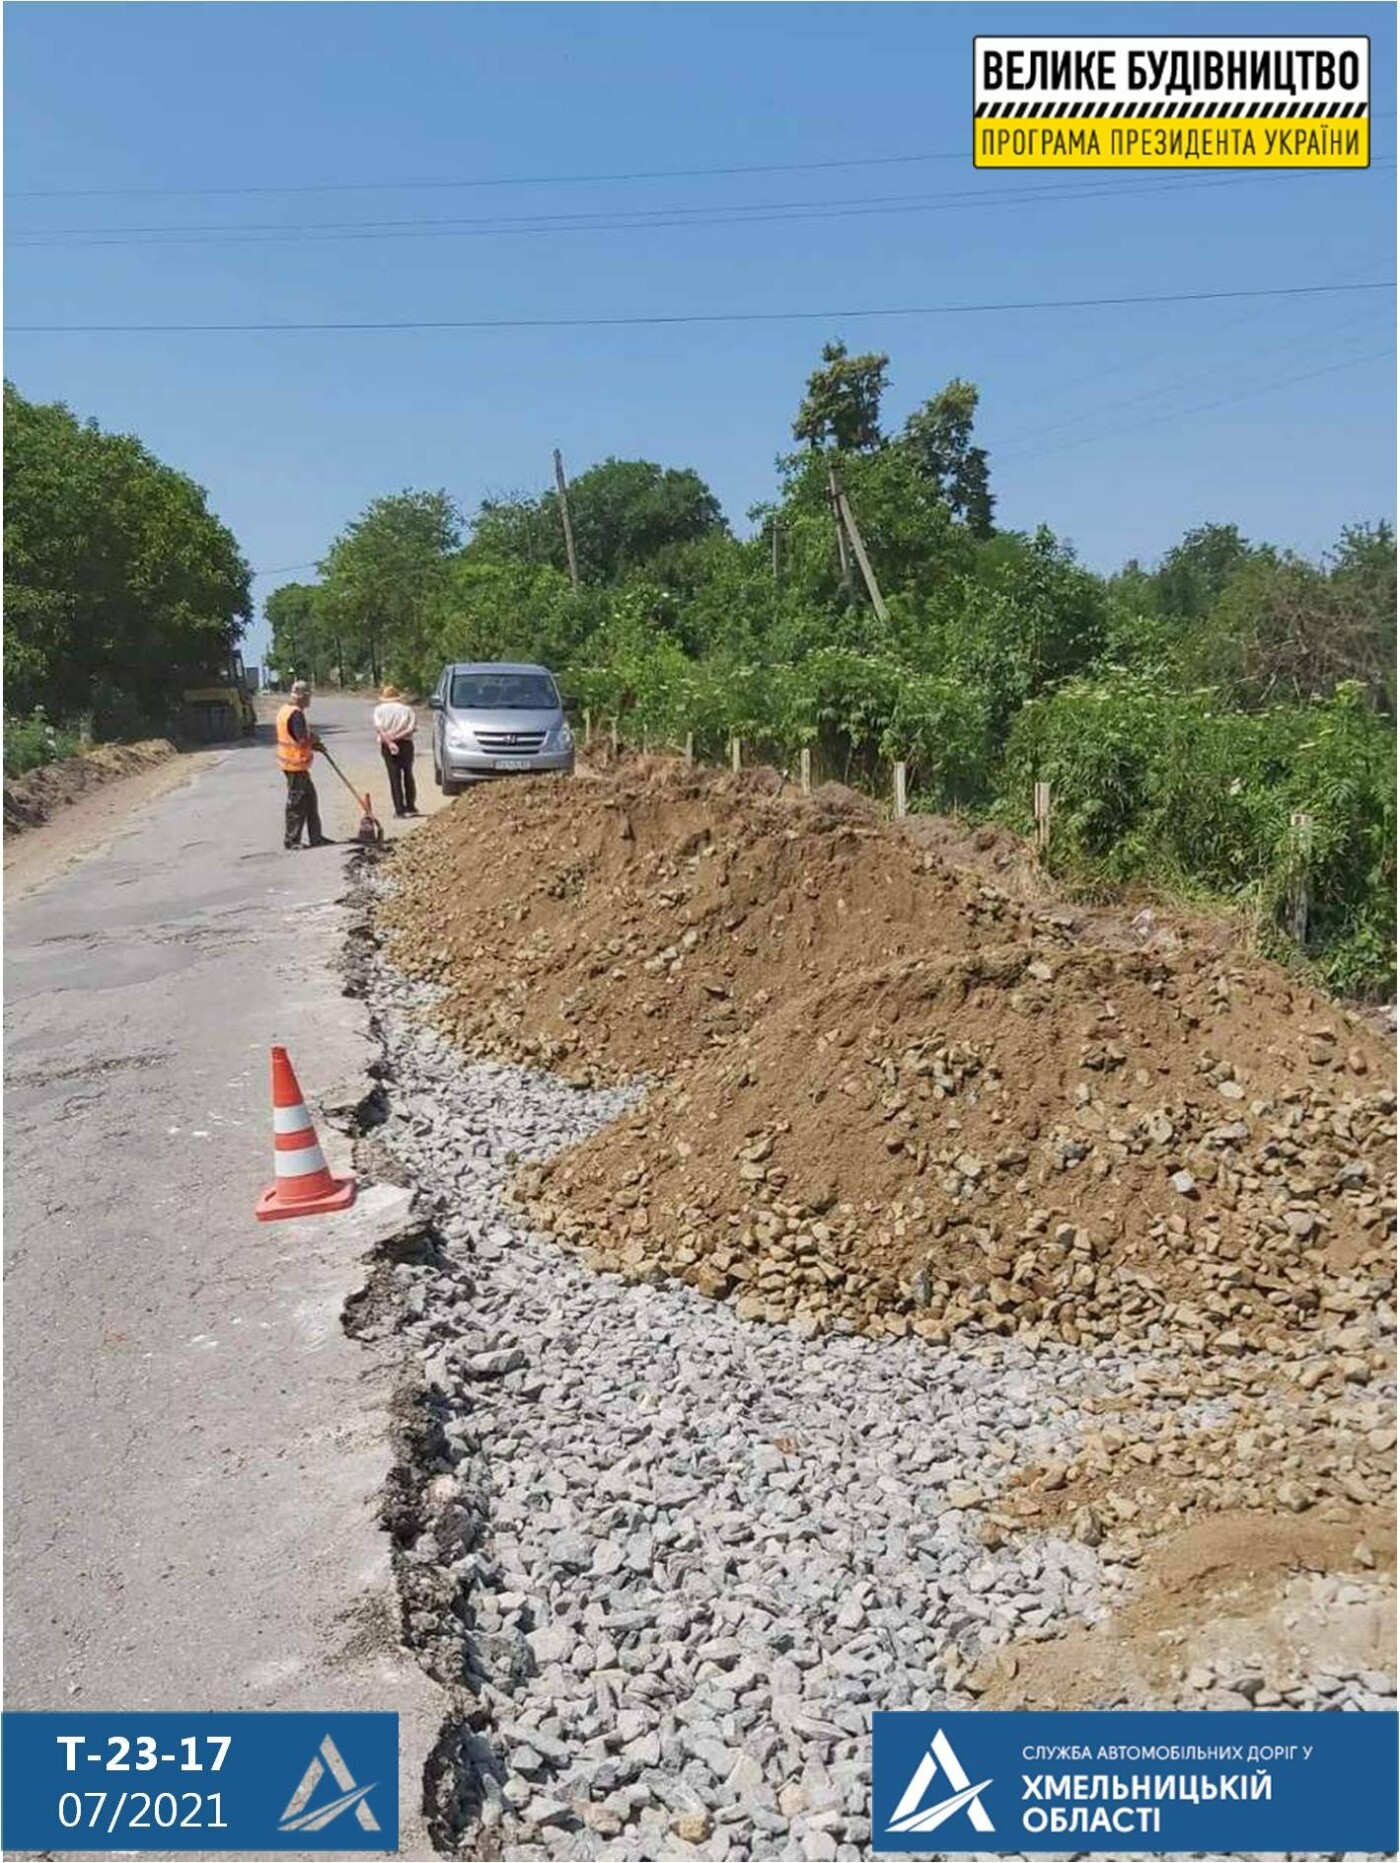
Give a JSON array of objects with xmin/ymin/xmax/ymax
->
[{"xmin": 494, "ymin": 757, "xmax": 534, "ymax": 771}]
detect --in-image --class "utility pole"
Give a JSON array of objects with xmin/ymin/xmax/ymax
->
[
  {"xmin": 834, "ymin": 480, "xmax": 889, "ymax": 625},
  {"xmin": 771, "ymin": 519, "xmax": 782, "ymax": 586},
  {"xmin": 553, "ymin": 448, "xmax": 581, "ymax": 594}
]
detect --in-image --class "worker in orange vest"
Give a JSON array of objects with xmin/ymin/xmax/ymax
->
[{"xmin": 276, "ymin": 681, "xmax": 332, "ymax": 850}]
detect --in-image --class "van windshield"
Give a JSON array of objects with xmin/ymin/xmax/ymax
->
[{"xmin": 449, "ymin": 671, "xmax": 558, "ymax": 711}]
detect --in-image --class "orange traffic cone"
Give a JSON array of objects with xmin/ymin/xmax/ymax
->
[{"xmin": 255, "ymin": 1045, "xmax": 356, "ymax": 1222}]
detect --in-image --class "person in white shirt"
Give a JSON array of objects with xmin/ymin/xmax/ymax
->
[{"xmin": 373, "ymin": 685, "xmax": 419, "ymax": 817}]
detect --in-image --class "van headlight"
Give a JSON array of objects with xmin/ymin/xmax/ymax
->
[
  {"xmin": 445, "ymin": 723, "xmax": 475, "ymax": 749},
  {"xmin": 550, "ymin": 723, "xmax": 574, "ymax": 753}
]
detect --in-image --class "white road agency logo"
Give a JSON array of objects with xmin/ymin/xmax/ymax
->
[
  {"xmin": 278, "ymin": 1734, "xmax": 381, "ymax": 1835},
  {"xmin": 887, "ymin": 1726, "xmax": 995, "ymax": 1836}
]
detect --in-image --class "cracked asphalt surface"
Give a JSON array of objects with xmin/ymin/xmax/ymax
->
[{"xmin": 3, "ymin": 699, "xmax": 443, "ymax": 1853}]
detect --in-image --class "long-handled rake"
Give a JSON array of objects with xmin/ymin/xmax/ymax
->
[{"xmin": 319, "ymin": 748, "xmax": 385, "ymax": 845}]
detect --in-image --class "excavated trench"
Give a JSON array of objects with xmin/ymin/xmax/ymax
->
[{"xmin": 339, "ymin": 875, "xmax": 501, "ymax": 1854}]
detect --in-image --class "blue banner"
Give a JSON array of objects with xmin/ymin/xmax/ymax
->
[
  {"xmin": 873, "ymin": 1710, "xmax": 1398, "ymax": 1852},
  {"xmin": 2, "ymin": 1712, "xmax": 399, "ymax": 1852}
]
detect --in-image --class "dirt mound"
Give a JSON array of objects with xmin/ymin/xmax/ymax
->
[
  {"xmin": 381, "ymin": 760, "xmax": 980, "ymax": 1081},
  {"xmin": 380, "ymin": 758, "xmax": 1396, "ymax": 1363},
  {"xmin": 522, "ymin": 939, "xmax": 1394, "ymax": 1354},
  {"xmin": 3, "ymin": 740, "xmax": 177, "ymax": 837}
]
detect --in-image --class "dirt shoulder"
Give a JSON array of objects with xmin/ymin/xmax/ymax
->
[
  {"xmin": 4, "ymin": 744, "xmax": 210, "ymax": 900},
  {"xmin": 4, "ymin": 739, "xmax": 179, "ymax": 837}
]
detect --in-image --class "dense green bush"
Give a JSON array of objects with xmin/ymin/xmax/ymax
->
[
  {"xmin": 4, "ymin": 709, "xmax": 80, "ymax": 779},
  {"xmin": 1000, "ymin": 677, "xmax": 1395, "ymax": 996}
]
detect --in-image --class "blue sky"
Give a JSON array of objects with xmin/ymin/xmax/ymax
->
[{"xmin": 6, "ymin": 2, "xmax": 1395, "ymax": 661}]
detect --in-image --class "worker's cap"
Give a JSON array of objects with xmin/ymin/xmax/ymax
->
[
  {"xmin": 380, "ymin": 684, "xmax": 401, "ymax": 701},
  {"xmin": 290, "ymin": 680, "xmax": 312, "ymax": 699}
]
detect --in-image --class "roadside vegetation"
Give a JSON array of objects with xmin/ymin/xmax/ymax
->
[
  {"xmin": 3, "ymin": 708, "xmax": 81, "ymax": 779},
  {"xmin": 270, "ymin": 343, "xmax": 1395, "ymax": 999},
  {"xmin": 3, "ymin": 381, "xmax": 251, "ymax": 761}
]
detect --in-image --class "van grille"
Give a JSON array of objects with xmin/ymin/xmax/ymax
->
[{"xmin": 475, "ymin": 729, "xmax": 547, "ymax": 754}]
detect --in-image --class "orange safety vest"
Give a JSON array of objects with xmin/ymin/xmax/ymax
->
[{"xmin": 276, "ymin": 703, "xmax": 314, "ymax": 773}]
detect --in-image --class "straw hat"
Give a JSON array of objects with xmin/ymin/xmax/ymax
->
[{"xmin": 380, "ymin": 684, "xmax": 401, "ymax": 701}]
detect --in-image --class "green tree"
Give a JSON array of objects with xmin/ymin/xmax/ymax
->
[
  {"xmin": 956, "ymin": 527, "xmax": 1108, "ymax": 719},
  {"xmin": 901, "ymin": 380, "xmax": 995, "ymax": 538},
  {"xmin": 471, "ymin": 492, "xmax": 560, "ymax": 567},
  {"xmin": 1152, "ymin": 522, "xmax": 1257, "ymax": 619},
  {"xmin": 467, "ymin": 461, "xmax": 725, "ymax": 588},
  {"xmin": 318, "ymin": 489, "xmax": 461, "ymax": 685},
  {"xmin": 766, "ymin": 442, "xmax": 976, "ymax": 650},
  {"xmin": 265, "ymin": 582, "xmax": 327, "ymax": 683},
  {"xmin": 559, "ymin": 459, "xmax": 725, "ymax": 584},
  {"xmin": 792, "ymin": 341, "xmax": 889, "ymax": 453},
  {"xmin": 1190, "ymin": 524, "xmax": 1397, "ymax": 713},
  {"xmin": 437, "ymin": 554, "xmax": 594, "ymax": 680},
  {"xmin": 4, "ymin": 381, "xmax": 250, "ymax": 732}
]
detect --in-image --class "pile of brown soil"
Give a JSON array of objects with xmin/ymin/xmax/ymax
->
[
  {"xmin": 523, "ymin": 935, "xmax": 1394, "ymax": 1353},
  {"xmin": 381, "ymin": 760, "xmax": 1396, "ymax": 1361},
  {"xmin": 3, "ymin": 740, "xmax": 178, "ymax": 837},
  {"xmin": 381, "ymin": 758, "xmax": 985, "ymax": 1080}
]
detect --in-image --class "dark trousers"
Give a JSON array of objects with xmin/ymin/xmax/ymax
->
[
  {"xmin": 380, "ymin": 738, "xmax": 417, "ymax": 815},
  {"xmin": 284, "ymin": 770, "xmax": 323, "ymax": 848}
]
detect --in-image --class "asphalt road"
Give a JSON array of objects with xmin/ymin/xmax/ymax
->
[{"xmin": 3, "ymin": 697, "xmax": 444, "ymax": 1853}]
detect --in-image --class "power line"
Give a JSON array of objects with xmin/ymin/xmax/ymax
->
[
  {"xmin": 4, "ymin": 149, "xmax": 970, "ymax": 203},
  {"xmin": 9, "ymin": 113, "xmax": 1393, "ymax": 203},
  {"xmin": 10, "ymin": 167, "xmax": 1350, "ymax": 248},
  {"xmin": 11, "ymin": 278, "xmax": 1393, "ymax": 336},
  {"xmin": 1002, "ymin": 249, "xmax": 1396, "ymax": 417},
  {"xmin": 251, "ymin": 336, "xmax": 1393, "ymax": 588},
  {"xmin": 1000, "ymin": 344, "xmax": 1395, "ymax": 468},
  {"xmin": 1000, "ymin": 300, "xmax": 1392, "ymax": 449}
]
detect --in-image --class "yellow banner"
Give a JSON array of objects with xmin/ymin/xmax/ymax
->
[{"xmin": 975, "ymin": 115, "xmax": 1369, "ymax": 170}]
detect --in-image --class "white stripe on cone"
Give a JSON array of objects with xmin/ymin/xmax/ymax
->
[
  {"xmin": 275, "ymin": 1143, "xmax": 330, "ymax": 1178},
  {"xmin": 273, "ymin": 1104, "xmax": 315, "ymax": 1134}
]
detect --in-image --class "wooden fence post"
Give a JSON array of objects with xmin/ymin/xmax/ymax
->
[
  {"xmin": 799, "ymin": 747, "xmax": 812, "ymax": 796},
  {"xmin": 893, "ymin": 761, "xmax": 908, "ymax": 819},
  {"xmin": 1288, "ymin": 810, "xmax": 1314, "ymax": 945},
  {"xmin": 683, "ymin": 731, "xmax": 694, "ymax": 764},
  {"xmin": 1034, "ymin": 781, "xmax": 1052, "ymax": 853},
  {"xmin": 730, "ymin": 736, "xmax": 742, "ymax": 773},
  {"xmin": 610, "ymin": 718, "xmax": 619, "ymax": 758},
  {"xmin": 583, "ymin": 707, "xmax": 592, "ymax": 749}
]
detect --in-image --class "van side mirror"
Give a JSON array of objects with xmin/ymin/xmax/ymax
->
[{"xmin": 428, "ymin": 694, "xmax": 443, "ymax": 710}]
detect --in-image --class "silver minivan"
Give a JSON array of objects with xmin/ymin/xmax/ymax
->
[{"xmin": 429, "ymin": 661, "xmax": 575, "ymax": 794}]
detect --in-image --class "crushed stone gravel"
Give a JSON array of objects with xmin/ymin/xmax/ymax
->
[{"xmin": 356, "ymin": 901, "xmax": 1316, "ymax": 1862}]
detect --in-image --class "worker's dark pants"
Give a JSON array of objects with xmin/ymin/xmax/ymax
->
[
  {"xmin": 381, "ymin": 739, "xmax": 417, "ymax": 815},
  {"xmin": 283, "ymin": 770, "xmax": 323, "ymax": 848}
]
